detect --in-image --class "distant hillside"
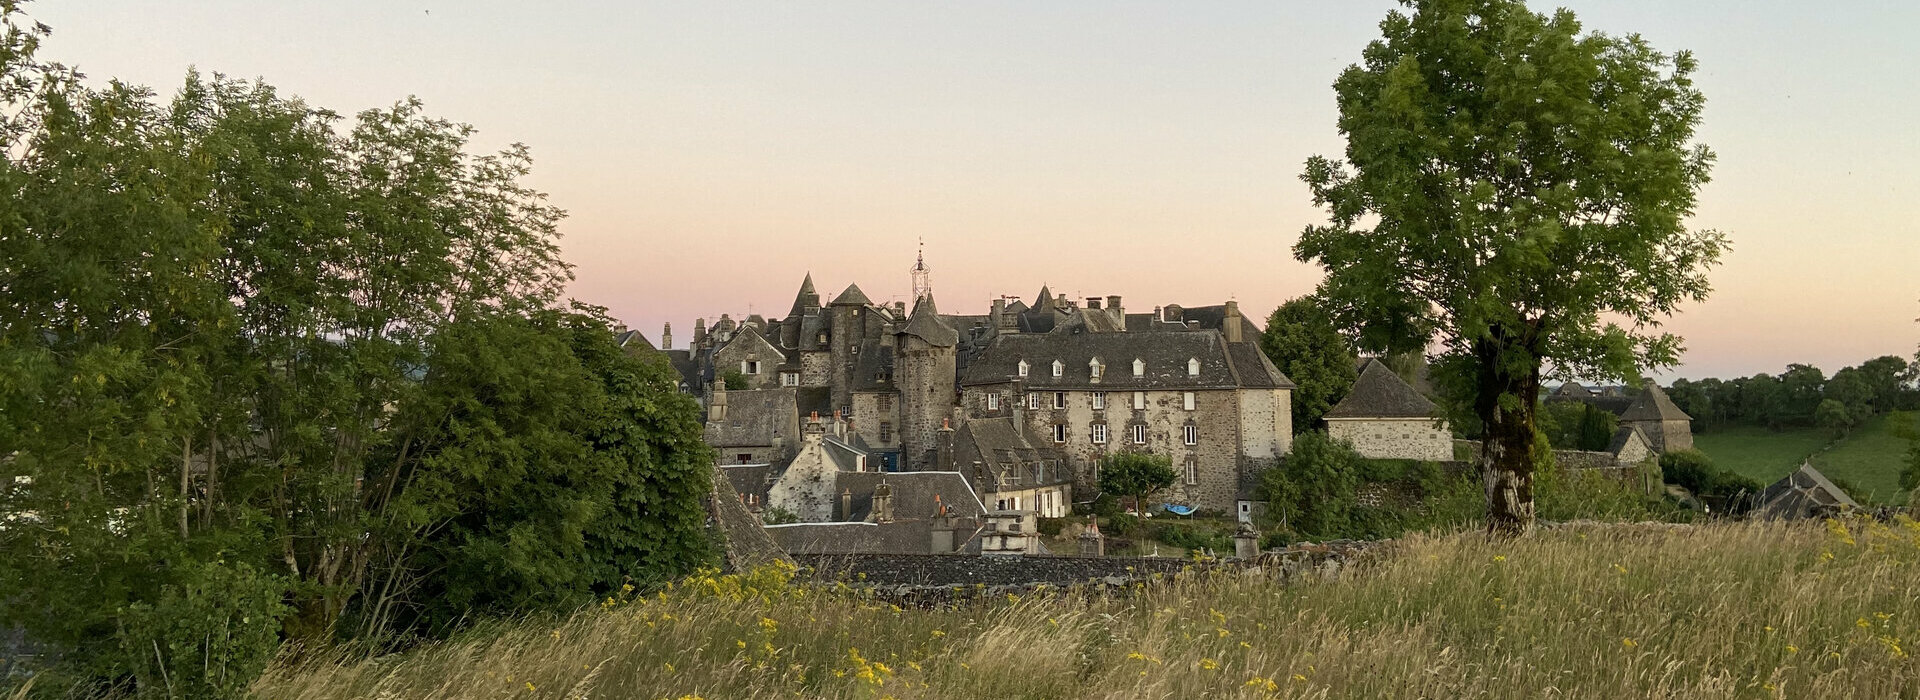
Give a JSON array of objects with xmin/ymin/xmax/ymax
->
[{"xmin": 1694, "ymin": 413, "xmax": 1913, "ymax": 504}]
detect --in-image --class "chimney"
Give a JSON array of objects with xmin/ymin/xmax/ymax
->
[
  {"xmin": 929, "ymin": 496, "xmax": 956, "ymax": 553},
  {"xmin": 1078, "ymin": 518, "xmax": 1105, "ymax": 557},
  {"xmin": 1222, "ymin": 300, "xmax": 1244, "ymax": 343},
  {"xmin": 839, "ymin": 487, "xmax": 853, "ymax": 522},
  {"xmin": 803, "ymin": 411, "xmax": 826, "ymax": 444},
  {"xmin": 708, "ymin": 381, "xmax": 728, "ymax": 422},
  {"xmin": 997, "ymin": 299, "xmax": 1020, "ymax": 334},
  {"xmin": 936, "ymin": 418, "xmax": 956, "ymax": 471},
  {"xmin": 989, "ymin": 298, "xmax": 1005, "ymax": 330},
  {"xmin": 832, "ymin": 410, "xmax": 847, "ymax": 439},
  {"xmin": 694, "ymin": 317, "xmax": 708, "ymax": 347},
  {"xmin": 871, "ymin": 480, "xmax": 894, "ymax": 523},
  {"xmin": 662, "ymin": 322, "xmax": 673, "ymax": 350},
  {"xmin": 1106, "ymin": 295, "xmax": 1124, "ymax": 329}
]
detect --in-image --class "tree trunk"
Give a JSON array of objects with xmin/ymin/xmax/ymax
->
[{"xmin": 1475, "ymin": 327, "xmax": 1544, "ymax": 537}]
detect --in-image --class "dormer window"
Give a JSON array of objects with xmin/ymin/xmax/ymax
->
[
  {"xmin": 1051, "ymin": 360, "xmax": 1064, "ymax": 378},
  {"xmin": 1132, "ymin": 358, "xmax": 1145, "ymax": 377},
  {"xmin": 1187, "ymin": 358, "xmax": 1201, "ymax": 376},
  {"xmin": 1017, "ymin": 360, "xmax": 1030, "ymax": 378},
  {"xmin": 1089, "ymin": 358, "xmax": 1104, "ymax": 381}
]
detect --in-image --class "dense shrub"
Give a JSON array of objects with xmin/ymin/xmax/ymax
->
[
  {"xmin": 1036, "ymin": 517, "xmax": 1066, "ymax": 537},
  {"xmin": 1660, "ymin": 449, "xmax": 1763, "ymax": 505}
]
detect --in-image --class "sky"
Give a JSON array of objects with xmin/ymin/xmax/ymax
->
[{"xmin": 29, "ymin": 1, "xmax": 1920, "ymax": 380}]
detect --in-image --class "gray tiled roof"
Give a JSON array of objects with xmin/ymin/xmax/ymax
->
[
  {"xmin": 838, "ymin": 471, "xmax": 987, "ymax": 521},
  {"xmin": 1620, "ymin": 382, "xmax": 1693, "ymax": 422},
  {"xmin": 615, "ymin": 329, "xmax": 656, "ymax": 353},
  {"xmin": 1606, "ymin": 425, "xmax": 1649, "ymax": 455},
  {"xmin": 720, "ymin": 463, "xmax": 775, "ymax": 503},
  {"xmin": 899, "ymin": 294, "xmax": 958, "ymax": 347},
  {"xmin": 704, "ymin": 388, "xmax": 799, "ymax": 448},
  {"xmin": 1166, "ymin": 304, "xmax": 1263, "ymax": 339},
  {"xmin": 666, "ymin": 349, "xmax": 700, "ymax": 389},
  {"xmin": 788, "ymin": 273, "xmax": 819, "ymax": 318},
  {"xmin": 1325, "ymin": 359, "xmax": 1436, "ymax": 419},
  {"xmin": 957, "ymin": 332, "xmax": 1292, "ymax": 390},
  {"xmin": 952, "ymin": 417, "xmax": 1073, "ymax": 493},
  {"xmin": 1756, "ymin": 463, "xmax": 1858, "ymax": 520},
  {"xmin": 764, "ymin": 519, "xmax": 979, "ymax": 555},
  {"xmin": 831, "ymin": 283, "xmax": 872, "ymax": 307}
]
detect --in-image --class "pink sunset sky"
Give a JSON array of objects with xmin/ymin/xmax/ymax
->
[{"xmin": 34, "ymin": 0, "xmax": 1920, "ymax": 380}]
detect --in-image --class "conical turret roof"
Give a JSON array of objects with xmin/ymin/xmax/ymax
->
[
  {"xmin": 898, "ymin": 293, "xmax": 957, "ymax": 347},
  {"xmin": 788, "ymin": 273, "xmax": 820, "ymax": 317}
]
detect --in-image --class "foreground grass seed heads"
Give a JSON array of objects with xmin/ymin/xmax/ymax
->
[{"xmin": 253, "ymin": 519, "xmax": 1920, "ymax": 699}]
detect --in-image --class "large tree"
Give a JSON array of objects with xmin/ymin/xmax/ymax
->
[
  {"xmin": 1258, "ymin": 296, "xmax": 1359, "ymax": 429},
  {"xmin": 1296, "ymin": 0, "xmax": 1725, "ymax": 534}
]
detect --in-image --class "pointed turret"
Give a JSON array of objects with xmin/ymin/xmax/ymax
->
[
  {"xmin": 788, "ymin": 273, "xmax": 820, "ymax": 318},
  {"xmin": 898, "ymin": 293, "xmax": 957, "ymax": 348},
  {"xmin": 1034, "ymin": 285, "xmax": 1054, "ymax": 310}
]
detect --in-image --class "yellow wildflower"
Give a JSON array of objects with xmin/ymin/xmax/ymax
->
[
  {"xmin": 1293, "ymin": 674, "xmax": 1308, "ymax": 682},
  {"xmin": 524, "ymin": 681, "xmax": 536, "ymax": 691},
  {"xmin": 1622, "ymin": 638, "xmax": 1636, "ymax": 648},
  {"xmin": 1492, "ymin": 555, "xmax": 1507, "ymax": 563},
  {"xmin": 1786, "ymin": 645, "xmax": 1798, "ymax": 654},
  {"xmin": 1200, "ymin": 658, "xmax": 1219, "ymax": 670}
]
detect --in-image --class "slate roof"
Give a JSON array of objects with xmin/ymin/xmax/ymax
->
[
  {"xmin": 851, "ymin": 338, "xmax": 896, "ymax": 391},
  {"xmin": 795, "ymin": 386, "xmax": 833, "ymax": 419},
  {"xmin": 958, "ymin": 332, "xmax": 1293, "ymax": 390},
  {"xmin": 1551, "ymin": 382, "xmax": 1594, "ymax": 398},
  {"xmin": 831, "ymin": 283, "xmax": 872, "ymax": 307},
  {"xmin": 899, "ymin": 294, "xmax": 959, "ymax": 347},
  {"xmin": 951, "ymin": 417, "xmax": 1073, "ymax": 493},
  {"xmin": 704, "ymin": 389, "xmax": 799, "ymax": 448},
  {"xmin": 1620, "ymin": 382, "xmax": 1693, "ymax": 422},
  {"xmin": 706, "ymin": 464, "xmax": 794, "ymax": 571},
  {"xmin": 788, "ymin": 273, "xmax": 820, "ymax": 318},
  {"xmin": 614, "ymin": 329, "xmax": 656, "ymax": 354},
  {"xmin": 1756, "ymin": 463, "xmax": 1858, "ymax": 520},
  {"xmin": 1165, "ymin": 303, "xmax": 1263, "ymax": 339},
  {"xmin": 1325, "ymin": 359, "xmax": 1437, "ymax": 419},
  {"xmin": 720, "ymin": 463, "xmax": 776, "ymax": 504},
  {"xmin": 838, "ymin": 471, "xmax": 987, "ymax": 522},
  {"xmin": 764, "ymin": 519, "xmax": 980, "ymax": 556},
  {"xmin": 665, "ymin": 349, "xmax": 701, "ymax": 390}
]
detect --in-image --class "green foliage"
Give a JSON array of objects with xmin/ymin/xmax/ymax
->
[
  {"xmin": 1539, "ymin": 402, "xmax": 1619, "ymax": 451},
  {"xmin": 1296, "ymin": 0, "xmax": 1724, "ymax": 530},
  {"xmin": 1258, "ymin": 296, "xmax": 1358, "ymax": 428},
  {"xmin": 1151, "ymin": 522, "xmax": 1233, "ymax": 554},
  {"xmin": 1035, "ymin": 517, "xmax": 1066, "ymax": 537},
  {"xmin": 761, "ymin": 507, "xmax": 801, "ymax": 526},
  {"xmin": 1258, "ymin": 433, "xmax": 1488, "ymax": 541},
  {"xmin": 1816, "ymin": 398, "xmax": 1854, "ymax": 438},
  {"xmin": 1259, "ymin": 432, "xmax": 1362, "ymax": 537},
  {"xmin": 1659, "ymin": 449, "xmax": 1762, "ymax": 505},
  {"xmin": 721, "ymin": 369, "xmax": 749, "ymax": 391},
  {"xmin": 0, "ymin": 5, "xmax": 715, "ymax": 693},
  {"xmin": 1096, "ymin": 453, "xmax": 1177, "ymax": 516}
]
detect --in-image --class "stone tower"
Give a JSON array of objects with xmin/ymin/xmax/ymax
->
[
  {"xmin": 895, "ymin": 293, "xmax": 957, "ymax": 471},
  {"xmin": 1620, "ymin": 380, "xmax": 1694, "ymax": 453},
  {"xmin": 828, "ymin": 283, "xmax": 872, "ymax": 412},
  {"xmin": 661, "ymin": 322, "xmax": 673, "ymax": 351}
]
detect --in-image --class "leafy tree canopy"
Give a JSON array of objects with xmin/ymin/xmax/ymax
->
[
  {"xmin": 1258, "ymin": 296, "xmax": 1358, "ymax": 429},
  {"xmin": 1096, "ymin": 453, "xmax": 1177, "ymax": 517},
  {"xmin": 1297, "ymin": 0, "xmax": 1724, "ymax": 533}
]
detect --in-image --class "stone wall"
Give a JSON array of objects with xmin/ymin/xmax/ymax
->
[
  {"xmin": 801, "ymin": 350, "xmax": 833, "ymax": 387},
  {"xmin": 896, "ymin": 334, "xmax": 956, "ymax": 470},
  {"xmin": 794, "ymin": 552, "xmax": 1201, "ymax": 587},
  {"xmin": 769, "ymin": 436, "xmax": 841, "ymax": 521},
  {"xmin": 712, "ymin": 331, "xmax": 782, "ymax": 391},
  {"xmin": 1327, "ymin": 418, "xmax": 1453, "ymax": 462},
  {"xmin": 849, "ymin": 391, "xmax": 900, "ymax": 453}
]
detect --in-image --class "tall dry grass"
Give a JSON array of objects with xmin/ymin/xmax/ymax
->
[{"xmin": 252, "ymin": 518, "xmax": 1920, "ymax": 699}]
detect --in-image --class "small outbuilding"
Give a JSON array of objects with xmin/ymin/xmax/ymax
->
[{"xmin": 1324, "ymin": 359, "xmax": 1452, "ymax": 462}]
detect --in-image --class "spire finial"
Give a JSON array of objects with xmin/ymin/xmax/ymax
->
[{"xmin": 909, "ymin": 238, "xmax": 932, "ymax": 303}]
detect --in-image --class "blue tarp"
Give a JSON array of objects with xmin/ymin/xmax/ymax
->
[{"xmin": 1161, "ymin": 504, "xmax": 1198, "ymax": 516}]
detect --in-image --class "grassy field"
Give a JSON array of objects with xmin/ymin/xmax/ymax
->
[
  {"xmin": 250, "ymin": 518, "xmax": 1920, "ymax": 699},
  {"xmin": 1694, "ymin": 415, "xmax": 1913, "ymax": 504}
]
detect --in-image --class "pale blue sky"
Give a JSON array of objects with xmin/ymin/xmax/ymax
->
[{"xmin": 30, "ymin": 1, "xmax": 1920, "ymax": 379}]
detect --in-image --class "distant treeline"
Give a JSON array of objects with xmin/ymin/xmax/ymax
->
[{"xmin": 1667, "ymin": 356, "xmax": 1918, "ymax": 433}]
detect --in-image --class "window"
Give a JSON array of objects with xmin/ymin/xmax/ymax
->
[
  {"xmin": 1187, "ymin": 358, "xmax": 1201, "ymax": 376},
  {"xmin": 780, "ymin": 372, "xmax": 799, "ymax": 387},
  {"xmin": 818, "ymin": 332, "xmax": 829, "ymax": 345},
  {"xmin": 1091, "ymin": 392, "xmax": 1106, "ymax": 410},
  {"xmin": 1091, "ymin": 423, "xmax": 1108, "ymax": 444},
  {"xmin": 737, "ymin": 453, "xmax": 753, "ymax": 464},
  {"xmin": 1130, "ymin": 424, "xmax": 1147, "ymax": 444},
  {"xmin": 1052, "ymin": 392, "xmax": 1067, "ymax": 409},
  {"xmin": 879, "ymin": 422, "xmax": 893, "ymax": 443},
  {"xmin": 1133, "ymin": 391, "xmax": 1145, "ymax": 410},
  {"xmin": 1133, "ymin": 358, "xmax": 1145, "ymax": 377},
  {"xmin": 1183, "ymin": 424, "xmax": 1198, "ymax": 446},
  {"xmin": 1089, "ymin": 358, "xmax": 1104, "ymax": 381},
  {"xmin": 1184, "ymin": 391, "xmax": 1196, "ymax": 411},
  {"xmin": 1017, "ymin": 359, "xmax": 1030, "ymax": 378},
  {"xmin": 1052, "ymin": 360, "xmax": 1064, "ymax": 378},
  {"xmin": 1026, "ymin": 392, "xmax": 1040, "ymax": 410},
  {"xmin": 986, "ymin": 393, "xmax": 1001, "ymax": 411},
  {"xmin": 1051, "ymin": 424, "xmax": 1067, "ymax": 443},
  {"xmin": 1184, "ymin": 457, "xmax": 1198, "ymax": 485},
  {"xmin": 877, "ymin": 395, "xmax": 892, "ymax": 412},
  {"xmin": 744, "ymin": 360, "xmax": 761, "ymax": 375}
]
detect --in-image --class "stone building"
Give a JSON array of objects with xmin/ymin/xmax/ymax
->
[
  {"xmin": 1547, "ymin": 378, "xmax": 1695, "ymax": 454},
  {"xmin": 1324, "ymin": 359, "xmax": 1452, "ymax": 462},
  {"xmin": 665, "ymin": 253, "xmax": 1295, "ymax": 520}
]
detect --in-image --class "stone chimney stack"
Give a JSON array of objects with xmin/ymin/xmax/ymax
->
[
  {"xmin": 929, "ymin": 497, "xmax": 956, "ymax": 553},
  {"xmin": 1106, "ymin": 295, "xmax": 1124, "ymax": 329},
  {"xmin": 1222, "ymin": 300, "xmax": 1244, "ymax": 343},
  {"xmin": 989, "ymin": 298, "xmax": 1005, "ymax": 330},
  {"xmin": 661, "ymin": 322, "xmax": 673, "ymax": 351},
  {"xmin": 1078, "ymin": 518, "xmax": 1105, "ymax": 557},
  {"xmin": 708, "ymin": 380, "xmax": 728, "ymax": 422},
  {"xmin": 694, "ymin": 317, "xmax": 708, "ymax": 348},
  {"xmin": 803, "ymin": 412, "xmax": 826, "ymax": 445},
  {"xmin": 832, "ymin": 410, "xmax": 847, "ymax": 439},
  {"xmin": 871, "ymin": 480, "xmax": 894, "ymax": 523},
  {"xmin": 935, "ymin": 418, "xmax": 956, "ymax": 471},
  {"xmin": 997, "ymin": 299, "xmax": 1020, "ymax": 334}
]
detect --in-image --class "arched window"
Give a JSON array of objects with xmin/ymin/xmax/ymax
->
[
  {"xmin": 1132, "ymin": 358, "xmax": 1145, "ymax": 377},
  {"xmin": 1017, "ymin": 359, "xmax": 1030, "ymax": 378},
  {"xmin": 1187, "ymin": 358, "xmax": 1201, "ymax": 376}
]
